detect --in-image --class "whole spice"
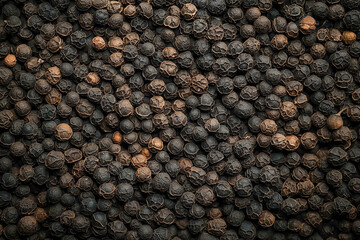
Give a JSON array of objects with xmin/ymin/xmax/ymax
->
[
  {"xmin": 4, "ymin": 54, "xmax": 17, "ymax": 67},
  {"xmin": 0, "ymin": 0, "xmax": 359, "ymax": 239},
  {"xmin": 299, "ymin": 16, "xmax": 316, "ymax": 34}
]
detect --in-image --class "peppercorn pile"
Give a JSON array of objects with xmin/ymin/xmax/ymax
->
[{"xmin": 1, "ymin": 0, "xmax": 360, "ymax": 239}]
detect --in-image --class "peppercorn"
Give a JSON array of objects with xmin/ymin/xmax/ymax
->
[
  {"xmin": 299, "ymin": 16, "xmax": 316, "ymax": 34},
  {"xmin": 55, "ymin": 123, "xmax": 73, "ymax": 141},
  {"xmin": 327, "ymin": 109, "xmax": 346, "ymax": 130},
  {"xmin": 16, "ymin": 216, "xmax": 38, "ymax": 236},
  {"xmin": 4, "ymin": 54, "xmax": 16, "ymax": 67}
]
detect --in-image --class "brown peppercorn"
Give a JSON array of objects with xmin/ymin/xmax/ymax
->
[
  {"xmin": 45, "ymin": 88, "xmax": 62, "ymax": 105},
  {"xmin": 243, "ymin": 37, "xmax": 261, "ymax": 54},
  {"xmin": 136, "ymin": 167, "xmax": 152, "ymax": 182},
  {"xmin": 282, "ymin": 178, "xmax": 298, "ymax": 197},
  {"xmin": 150, "ymin": 96, "xmax": 166, "ymax": 113},
  {"xmin": 310, "ymin": 43, "xmax": 326, "ymax": 59},
  {"xmin": 273, "ymin": 85, "xmax": 287, "ymax": 97},
  {"xmin": 17, "ymin": 216, "xmax": 39, "ymax": 235},
  {"xmin": 294, "ymin": 93, "xmax": 308, "ymax": 108},
  {"xmin": 316, "ymin": 28, "xmax": 329, "ymax": 42},
  {"xmin": 46, "ymin": 66, "xmax": 61, "ymax": 85},
  {"xmin": 206, "ymin": 171, "xmax": 219, "ymax": 185},
  {"xmin": 55, "ymin": 123, "xmax": 73, "ymax": 141},
  {"xmin": 116, "ymin": 151, "xmax": 131, "ymax": 166},
  {"xmin": 299, "ymin": 16, "xmax": 316, "ymax": 34},
  {"xmin": 208, "ymin": 208, "xmax": 222, "ymax": 220},
  {"xmin": 299, "ymin": 53, "xmax": 314, "ymax": 65},
  {"xmin": 47, "ymin": 36, "xmax": 63, "ymax": 53},
  {"xmin": 178, "ymin": 88, "xmax": 192, "ymax": 100},
  {"xmin": 116, "ymin": 84, "xmax": 131, "ymax": 99},
  {"xmin": 327, "ymin": 114, "xmax": 343, "ymax": 130},
  {"xmin": 168, "ymin": 5, "xmax": 180, "ymax": 16},
  {"xmin": 123, "ymin": 4, "xmax": 137, "ymax": 18},
  {"xmin": 85, "ymin": 72, "xmax": 100, "ymax": 86},
  {"xmin": 207, "ymin": 25, "xmax": 225, "ymax": 41},
  {"xmin": 164, "ymin": 15, "xmax": 180, "ymax": 29},
  {"xmin": 327, "ymin": 108, "xmax": 347, "ymax": 130},
  {"xmin": 160, "ymin": 61, "xmax": 178, "ymax": 77},
  {"xmin": 115, "ymin": 99, "xmax": 134, "ymax": 117},
  {"xmin": 258, "ymin": 210, "xmax": 275, "ymax": 228},
  {"xmin": 172, "ymin": 99, "xmax": 186, "ymax": 112},
  {"xmin": 34, "ymin": 208, "xmax": 48, "ymax": 223},
  {"xmin": 205, "ymin": 118, "xmax": 220, "ymax": 132},
  {"xmin": 162, "ymin": 47, "xmax": 178, "ymax": 59},
  {"xmin": 4, "ymin": 54, "xmax": 17, "ymax": 67},
  {"xmin": 301, "ymin": 153, "xmax": 319, "ymax": 170},
  {"xmin": 271, "ymin": 133, "xmax": 287, "ymax": 149},
  {"xmin": 301, "ymin": 132, "xmax": 318, "ymax": 150},
  {"xmin": 152, "ymin": 114, "xmax": 169, "ymax": 129},
  {"xmin": 206, "ymin": 218, "xmax": 227, "ymax": 236},
  {"xmin": 131, "ymin": 154, "xmax": 147, "ymax": 168},
  {"xmin": 246, "ymin": 7, "xmax": 261, "ymax": 22},
  {"xmin": 260, "ymin": 119, "xmax": 278, "ymax": 135},
  {"xmin": 148, "ymin": 79, "xmax": 166, "ymax": 95},
  {"xmin": 92, "ymin": 36, "xmax": 106, "ymax": 51},
  {"xmin": 108, "ymin": 52, "xmax": 124, "ymax": 67},
  {"xmin": 254, "ymin": 16, "xmax": 271, "ymax": 33},
  {"xmin": 141, "ymin": 147, "xmax": 152, "ymax": 160},
  {"xmin": 72, "ymin": 160, "xmax": 85, "ymax": 178},
  {"xmin": 148, "ymin": 137, "xmax": 164, "ymax": 152},
  {"xmin": 271, "ymin": 34, "xmax": 288, "ymax": 50},
  {"xmin": 19, "ymin": 165, "xmax": 34, "ymax": 182},
  {"xmin": 59, "ymin": 172, "xmax": 75, "ymax": 188},
  {"xmin": 25, "ymin": 57, "xmax": 43, "ymax": 73},
  {"xmin": 14, "ymin": 100, "xmax": 31, "ymax": 117},
  {"xmin": 169, "ymin": 111, "xmax": 188, "ymax": 128},
  {"xmin": 191, "ymin": 74, "xmax": 209, "ymax": 94},
  {"xmin": 280, "ymin": 101, "xmax": 298, "ymax": 120},
  {"xmin": 286, "ymin": 81, "xmax": 303, "ymax": 97},
  {"xmin": 284, "ymin": 120, "xmax": 300, "ymax": 135},
  {"xmin": 112, "ymin": 131, "xmax": 122, "ymax": 143},
  {"xmin": 123, "ymin": 32, "xmax": 140, "ymax": 46},
  {"xmin": 297, "ymin": 180, "xmax": 315, "ymax": 197},
  {"xmin": 178, "ymin": 157, "xmax": 193, "ymax": 173},
  {"xmin": 108, "ymin": 36, "xmax": 124, "ymax": 52},
  {"xmin": 257, "ymin": 133, "xmax": 272, "ymax": 148},
  {"xmin": 92, "ymin": 0, "xmax": 108, "ymax": 9},
  {"xmin": 342, "ymin": 31, "xmax": 356, "ymax": 45},
  {"xmin": 285, "ymin": 135, "xmax": 300, "ymax": 151},
  {"xmin": 328, "ymin": 28, "xmax": 342, "ymax": 42},
  {"xmin": 98, "ymin": 182, "xmax": 116, "ymax": 199},
  {"xmin": 181, "ymin": 3, "xmax": 197, "ymax": 20}
]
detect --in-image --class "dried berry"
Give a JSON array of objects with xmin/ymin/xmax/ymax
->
[{"xmin": 0, "ymin": 0, "xmax": 359, "ymax": 238}]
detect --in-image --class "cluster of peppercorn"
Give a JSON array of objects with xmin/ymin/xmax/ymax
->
[{"xmin": 1, "ymin": 0, "xmax": 360, "ymax": 239}]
